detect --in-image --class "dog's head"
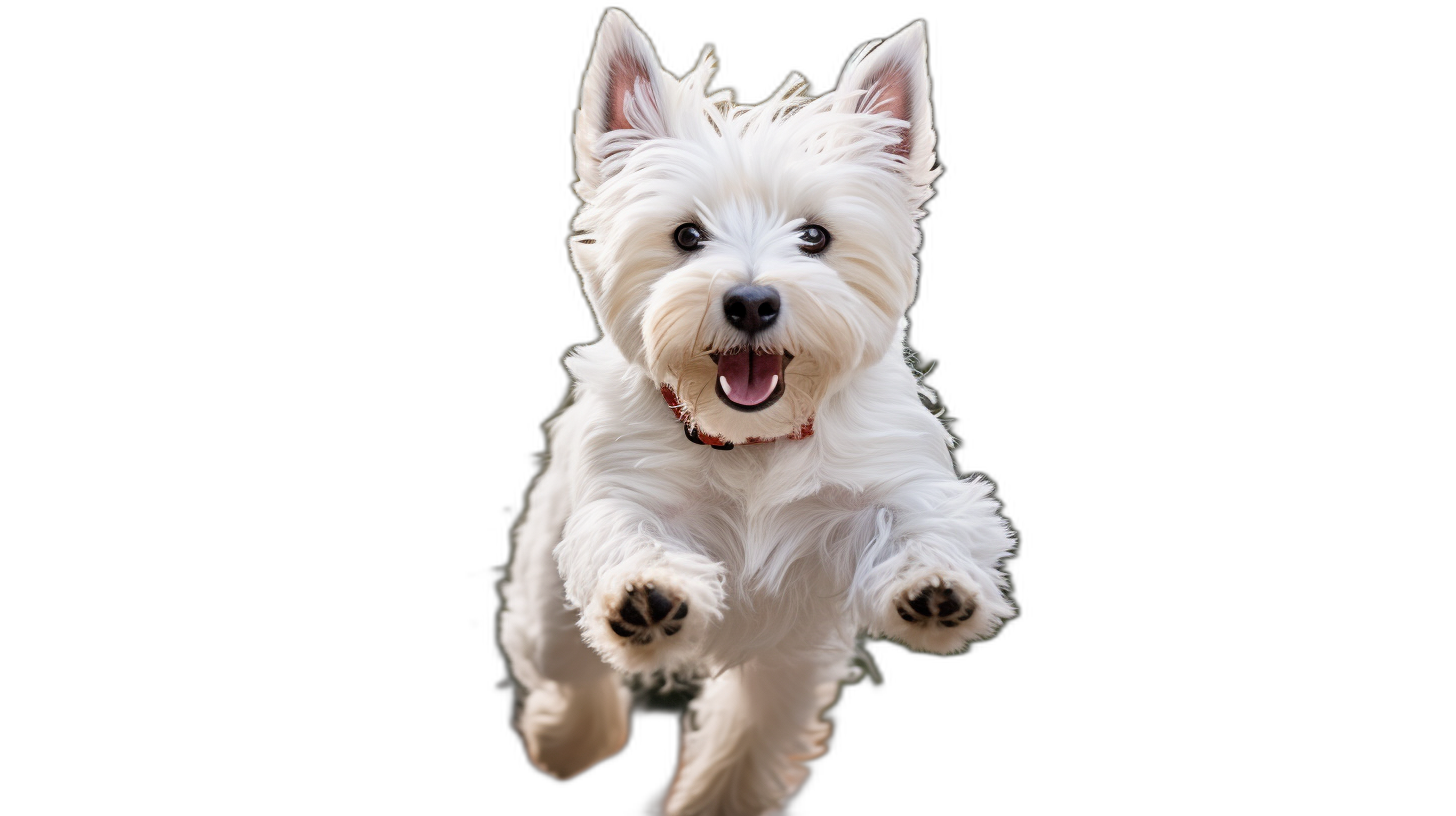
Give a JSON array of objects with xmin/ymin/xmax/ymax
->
[{"xmin": 570, "ymin": 10, "xmax": 938, "ymax": 443}]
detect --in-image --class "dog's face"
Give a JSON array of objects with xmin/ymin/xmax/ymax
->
[{"xmin": 570, "ymin": 12, "xmax": 939, "ymax": 443}]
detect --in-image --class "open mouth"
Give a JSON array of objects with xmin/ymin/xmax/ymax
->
[{"xmin": 711, "ymin": 350, "xmax": 791, "ymax": 412}]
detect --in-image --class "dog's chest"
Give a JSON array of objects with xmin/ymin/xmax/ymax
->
[{"xmin": 670, "ymin": 453, "xmax": 870, "ymax": 584}]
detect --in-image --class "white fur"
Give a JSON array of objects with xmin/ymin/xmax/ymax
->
[{"xmin": 500, "ymin": 10, "xmax": 1017, "ymax": 814}]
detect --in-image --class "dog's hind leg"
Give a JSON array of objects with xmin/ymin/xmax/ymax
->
[
  {"xmin": 663, "ymin": 636, "xmax": 854, "ymax": 816},
  {"xmin": 500, "ymin": 430, "xmax": 630, "ymax": 779}
]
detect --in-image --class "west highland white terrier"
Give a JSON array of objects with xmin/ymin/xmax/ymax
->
[{"xmin": 499, "ymin": 10, "xmax": 1018, "ymax": 814}]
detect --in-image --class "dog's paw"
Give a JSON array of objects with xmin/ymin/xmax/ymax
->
[
  {"xmin": 895, "ymin": 577, "xmax": 975, "ymax": 629},
  {"xmin": 581, "ymin": 561, "xmax": 723, "ymax": 675},
  {"xmin": 607, "ymin": 581, "xmax": 690, "ymax": 645},
  {"xmin": 880, "ymin": 572, "xmax": 995, "ymax": 653}
]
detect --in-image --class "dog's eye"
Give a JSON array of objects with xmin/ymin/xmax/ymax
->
[
  {"xmin": 674, "ymin": 223, "xmax": 706, "ymax": 251},
  {"xmin": 798, "ymin": 225, "xmax": 830, "ymax": 255}
]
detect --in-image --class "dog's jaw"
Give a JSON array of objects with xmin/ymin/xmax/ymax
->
[{"xmin": 654, "ymin": 349, "xmax": 825, "ymax": 445}]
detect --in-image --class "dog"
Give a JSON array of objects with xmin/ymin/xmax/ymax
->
[{"xmin": 499, "ymin": 10, "xmax": 1018, "ymax": 814}]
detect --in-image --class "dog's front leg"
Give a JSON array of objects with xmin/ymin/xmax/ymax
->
[
  {"xmin": 555, "ymin": 497, "xmax": 725, "ymax": 675},
  {"xmin": 855, "ymin": 475, "xmax": 1018, "ymax": 654}
]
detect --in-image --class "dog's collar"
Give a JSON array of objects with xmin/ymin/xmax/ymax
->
[{"xmin": 659, "ymin": 385, "xmax": 814, "ymax": 451}]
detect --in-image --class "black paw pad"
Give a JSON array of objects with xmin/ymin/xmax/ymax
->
[
  {"xmin": 896, "ymin": 582, "xmax": 976, "ymax": 629},
  {"xmin": 608, "ymin": 583, "xmax": 689, "ymax": 645},
  {"xmin": 908, "ymin": 591, "xmax": 932, "ymax": 617},
  {"xmin": 646, "ymin": 587, "xmax": 674, "ymax": 621}
]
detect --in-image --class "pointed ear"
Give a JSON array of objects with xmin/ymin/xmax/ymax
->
[
  {"xmin": 574, "ymin": 9, "xmax": 671, "ymax": 196},
  {"xmin": 836, "ymin": 20, "xmax": 938, "ymax": 186}
]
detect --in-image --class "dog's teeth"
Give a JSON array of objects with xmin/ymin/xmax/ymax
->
[
  {"xmin": 768, "ymin": 375, "xmax": 779, "ymax": 392},
  {"xmin": 719, "ymin": 376, "xmax": 732, "ymax": 396}
]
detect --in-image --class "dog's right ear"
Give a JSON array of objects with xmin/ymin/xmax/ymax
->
[{"xmin": 574, "ymin": 9, "xmax": 671, "ymax": 198}]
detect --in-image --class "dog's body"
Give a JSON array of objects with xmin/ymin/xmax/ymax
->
[{"xmin": 500, "ymin": 11, "xmax": 1017, "ymax": 814}]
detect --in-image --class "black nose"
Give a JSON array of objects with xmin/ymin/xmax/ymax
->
[{"xmin": 723, "ymin": 285, "xmax": 780, "ymax": 333}]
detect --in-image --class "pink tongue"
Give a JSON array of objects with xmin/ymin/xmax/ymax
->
[{"xmin": 717, "ymin": 350, "xmax": 783, "ymax": 406}]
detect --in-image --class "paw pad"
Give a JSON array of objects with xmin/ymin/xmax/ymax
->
[
  {"xmin": 896, "ymin": 579, "xmax": 975, "ymax": 628},
  {"xmin": 607, "ymin": 582, "xmax": 689, "ymax": 645}
]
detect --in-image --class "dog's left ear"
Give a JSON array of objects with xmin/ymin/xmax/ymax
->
[{"xmin": 837, "ymin": 20, "xmax": 939, "ymax": 189}]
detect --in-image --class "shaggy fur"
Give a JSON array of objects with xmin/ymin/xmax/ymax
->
[{"xmin": 499, "ymin": 10, "xmax": 1017, "ymax": 814}]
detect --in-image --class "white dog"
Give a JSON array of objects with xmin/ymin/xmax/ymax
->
[{"xmin": 499, "ymin": 10, "xmax": 1017, "ymax": 814}]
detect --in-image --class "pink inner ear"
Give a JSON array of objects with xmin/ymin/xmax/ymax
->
[
  {"xmin": 863, "ymin": 63, "xmax": 914, "ymax": 158},
  {"xmin": 606, "ymin": 56, "xmax": 651, "ymax": 132}
]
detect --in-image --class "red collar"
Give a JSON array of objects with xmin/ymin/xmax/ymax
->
[{"xmin": 659, "ymin": 384, "xmax": 814, "ymax": 450}]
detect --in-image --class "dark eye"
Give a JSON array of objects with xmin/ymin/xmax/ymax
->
[
  {"xmin": 674, "ymin": 223, "xmax": 706, "ymax": 251},
  {"xmin": 798, "ymin": 225, "xmax": 830, "ymax": 254}
]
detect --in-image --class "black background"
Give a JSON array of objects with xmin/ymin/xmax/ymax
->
[{"xmin": 292, "ymin": 4, "xmax": 1240, "ymax": 810}]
